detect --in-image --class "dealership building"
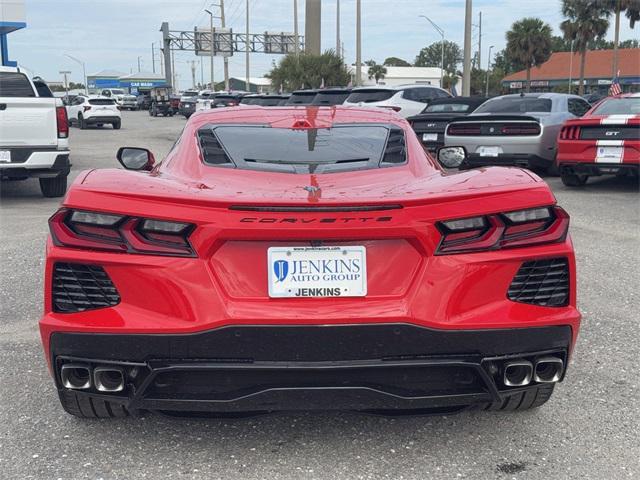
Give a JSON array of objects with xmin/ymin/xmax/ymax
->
[{"xmin": 502, "ymin": 48, "xmax": 640, "ymax": 93}]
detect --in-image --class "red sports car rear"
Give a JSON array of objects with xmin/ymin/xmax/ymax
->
[
  {"xmin": 40, "ymin": 106, "xmax": 581, "ymax": 417},
  {"xmin": 557, "ymin": 94, "xmax": 639, "ymax": 186}
]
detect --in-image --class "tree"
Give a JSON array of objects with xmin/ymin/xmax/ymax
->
[
  {"xmin": 266, "ymin": 50, "xmax": 350, "ymax": 92},
  {"xmin": 596, "ymin": 0, "xmax": 640, "ymax": 76},
  {"xmin": 492, "ymin": 49, "xmax": 524, "ymax": 74},
  {"xmin": 505, "ymin": 18, "xmax": 553, "ymax": 92},
  {"xmin": 367, "ymin": 62, "xmax": 387, "ymax": 84},
  {"xmin": 383, "ymin": 56, "xmax": 411, "ymax": 67},
  {"xmin": 561, "ymin": 0, "xmax": 610, "ymax": 95},
  {"xmin": 414, "ymin": 40, "xmax": 462, "ymax": 74}
]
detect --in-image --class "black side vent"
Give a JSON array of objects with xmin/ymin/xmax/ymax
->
[
  {"xmin": 198, "ymin": 128, "xmax": 233, "ymax": 166},
  {"xmin": 381, "ymin": 127, "xmax": 406, "ymax": 165},
  {"xmin": 53, "ymin": 263, "xmax": 120, "ymax": 313},
  {"xmin": 507, "ymin": 258, "xmax": 569, "ymax": 307}
]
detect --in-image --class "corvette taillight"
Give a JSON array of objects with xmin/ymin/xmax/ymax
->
[
  {"xmin": 49, "ymin": 209, "xmax": 195, "ymax": 257},
  {"xmin": 560, "ymin": 125, "xmax": 581, "ymax": 140},
  {"xmin": 436, "ymin": 206, "xmax": 569, "ymax": 254}
]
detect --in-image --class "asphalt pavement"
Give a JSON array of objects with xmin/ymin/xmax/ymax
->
[{"xmin": 1, "ymin": 110, "xmax": 638, "ymax": 480}]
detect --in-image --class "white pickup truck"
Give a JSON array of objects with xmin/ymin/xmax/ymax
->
[{"xmin": 0, "ymin": 66, "xmax": 70, "ymax": 197}]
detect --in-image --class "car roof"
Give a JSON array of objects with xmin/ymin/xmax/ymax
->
[
  {"xmin": 351, "ymin": 84, "xmax": 443, "ymax": 92},
  {"xmin": 315, "ymin": 87, "xmax": 352, "ymax": 93},
  {"xmin": 291, "ymin": 89, "xmax": 319, "ymax": 94},
  {"xmin": 493, "ymin": 92, "xmax": 583, "ymax": 100}
]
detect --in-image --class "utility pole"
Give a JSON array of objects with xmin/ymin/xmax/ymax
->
[
  {"xmin": 419, "ymin": 16, "xmax": 444, "ymax": 89},
  {"xmin": 160, "ymin": 23, "xmax": 172, "ymax": 87},
  {"xmin": 305, "ymin": 0, "xmax": 321, "ymax": 55},
  {"xmin": 293, "ymin": 0, "xmax": 299, "ymax": 55},
  {"xmin": 336, "ymin": 0, "xmax": 341, "ymax": 57},
  {"xmin": 477, "ymin": 11, "xmax": 482, "ymax": 71},
  {"xmin": 485, "ymin": 45, "xmax": 493, "ymax": 96},
  {"xmin": 151, "ymin": 43, "xmax": 156, "ymax": 73},
  {"xmin": 355, "ymin": 0, "xmax": 361, "ymax": 86},
  {"xmin": 205, "ymin": 8, "xmax": 215, "ymax": 90},
  {"xmin": 200, "ymin": 59, "xmax": 204, "ymax": 87},
  {"xmin": 220, "ymin": 0, "xmax": 229, "ymax": 90},
  {"xmin": 137, "ymin": 56, "xmax": 142, "ymax": 72},
  {"xmin": 64, "ymin": 54, "xmax": 88, "ymax": 94},
  {"xmin": 171, "ymin": 48, "xmax": 177, "ymax": 90},
  {"xmin": 462, "ymin": 0, "xmax": 472, "ymax": 96},
  {"xmin": 246, "ymin": 0, "xmax": 250, "ymax": 91},
  {"xmin": 190, "ymin": 60, "xmax": 197, "ymax": 89},
  {"xmin": 59, "ymin": 70, "xmax": 71, "ymax": 96}
]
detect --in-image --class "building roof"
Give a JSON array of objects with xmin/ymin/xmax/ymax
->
[
  {"xmin": 119, "ymin": 71, "xmax": 165, "ymax": 81},
  {"xmin": 503, "ymin": 48, "xmax": 640, "ymax": 82},
  {"xmin": 88, "ymin": 69, "xmax": 127, "ymax": 78}
]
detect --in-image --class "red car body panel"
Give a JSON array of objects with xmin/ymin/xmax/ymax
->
[{"xmin": 40, "ymin": 106, "xmax": 581, "ymax": 414}]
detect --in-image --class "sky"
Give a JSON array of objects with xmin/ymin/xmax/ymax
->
[{"xmin": 8, "ymin": 0, "xmax": 638, "ymax": 89}]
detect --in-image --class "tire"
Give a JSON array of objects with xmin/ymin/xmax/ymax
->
[
  {"xmin": 58, "ymin": 390, "xmax": 129, "ymax": 419},
  {"xmin": 483, "ymin": 384, "xmax": 555, "ymax": 412},
  {"xmin": 113, "ymin": 120, "xmax": 121, "ymax": 130},
  {"xmin": 39, "ymin": 174, "xmax": 68, "ymax": 198},
  {"xmin": 78, "ymin": 114, "xmax": 86, "ymax": 130},
  {"xmin": 561, "ymin": 171, "xmax": 589, "ymax": 187}
]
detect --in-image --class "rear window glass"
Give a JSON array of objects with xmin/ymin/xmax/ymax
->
[
  {"xmin": 198, "ymin": 125, "xmax": 406, "ymax": 174},
  {"xmin": 592, "ymin": 97, "xmax": 640, "ymax": 115},
  {"xmin": 182, "ymin": 91, "xmax": 198, "ymax": 97},
  {"xmin": 474, "ymin": 97, "xmax": 552, "ymax": 113},
  {"xmin": 311, "ymin": 92, "xmax": 351, "ymax": 105},
  {"xmin": 261, "ymin": 97, "xmax": 285, "ymax": 106},
  {"xmin": 0, "ymin": 72, "xmax": 36, "ymax": 97},
  {"xmin": 346, "ymin": 89, "xmax": 394, "ymax": 103},
  {"xmin": 240, "ymin": 97, "xmax": 260, "ymax": 104},
  {"xmin": 89, "ymin": 99, "xmax": 116, "ymax": 105},
  {"xmin": 286, "ymin": 92, "xmax": 317, "ymax": 105},
  {"xmin": 424, "ymin": 103, "xmax": 472, "ymax": 113},
  {"xmin": 110, "ymin": 89, "xmax": 125, "ymax": 95}
]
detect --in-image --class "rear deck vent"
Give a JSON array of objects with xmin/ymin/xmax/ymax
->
[
  {"xmin": 507, "ymin": 258, "xmax": 569, "ymax": 307},
  {"xmin": 53, "ymin": 263, "xmax": 120, "ymax": 313}
]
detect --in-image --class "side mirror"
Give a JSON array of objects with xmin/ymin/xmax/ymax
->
[
  {"xmin": 117, "ymin": 147, "xmax": 155, "ymax": 171},
  {"xmin": 437, "ymin": 146, "xmax": 466, "ymax": 169}
]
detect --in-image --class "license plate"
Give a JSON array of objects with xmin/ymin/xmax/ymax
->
[
  {"xmin": 0, "ymin": 150, "xmax": 10, "ymax": 163},
  {"xmin": 422, "ymin": 133, "xmax": 438, "ymax": 142},
  {"xmin": 268, "ymin": 246, "xmax": 367, "ymax": 298},
  {"xmin": 477, "ymin": 146, "xmax": 502, "ymax": 157},
  {"xmin": 596, "ymin": 146, "xmax": 623, "ymax": 163}
]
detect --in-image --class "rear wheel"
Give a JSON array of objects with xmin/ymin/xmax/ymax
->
[
  {"xmin": 78, "ymin": 114, "xmax": 86, "ymax": 129},
  {"xmin": 113, "ymin": 120, "xmax": 121, "ymax": 129},
  {"xmin": 39, "ymin": 174, "xmax": 68, "ymax": 198},
  {"xmin": 58, "ymin": 390, "xmax": 129, "ymax": 418},
  {"xmin": 561, "ymin": 171, "xmax": 589, "ymax": 187},
  {"xmin": 483, "ymin": 384, "xmax": 555, "ymax": 412}
]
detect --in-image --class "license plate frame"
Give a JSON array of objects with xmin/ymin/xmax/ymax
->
[
  {"xmin": 477, "ymin": 146, "xmax": 502, "ymax": 157},
  {"xmin": 0, "ymin": 150, "xmax": 11, "ymax": 163},
  {"xmin": 267, "ymin": 246, "xmax": 367, "ymax": 298},
  {"xmin": 596, "ymin": 146, "xmax": 623, "ymax": 163},
  {"xmin": 422, "ymin": 133, "xmax": 438, "ymax": 142}
]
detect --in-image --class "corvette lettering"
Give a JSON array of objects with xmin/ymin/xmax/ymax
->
[{"xmin": 240, "ymin": 216, "xmax": 392, "ymax": 223}]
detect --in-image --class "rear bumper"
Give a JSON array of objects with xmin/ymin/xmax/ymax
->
[
  {"xmin": 560, "ymin": 162, "xmax": 639, "ymax": 176},
  {"xmin": 462, "ymin": 153, "xmax": 552, "ymax": 169},
  {"xmin": 0, "ymin": 150, "xmax": 70, "ymax": 179},
  {"xmin": 49, "ymin": 324, "xmax": 572, "ymax": 413},
  {"xmin": 84, "ymin": 116, "xmax": 120, "ymax": 124}
]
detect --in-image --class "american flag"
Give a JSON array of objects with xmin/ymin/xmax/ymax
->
[{"xmin": 609, "ymin": 71, "xmax": 622, "ymax": 96}]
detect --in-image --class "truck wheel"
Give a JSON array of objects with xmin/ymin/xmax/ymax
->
[
  {"xmin": 78, "ymin": 114, "xmax": 86, "ymax": 130},
  {"xmin": 483, "ymin": 384, "xmax": 555, "ymax": 412},
  {"xmin": 113, "ymin": 120, "xmax": 121, "ymax": 129},
  {"xmin": 39, "ymin": 174, "xmax": 68, "ymax": 198},
  {"xmin": 561, "ymin": 171, "xmax": 588, "ymax": 187},
  {"xmin": 58, "ymin": 390, "xmax": 129, "ymax": 418}
]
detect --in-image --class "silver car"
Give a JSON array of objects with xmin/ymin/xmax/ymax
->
[{"xmin": 444, "ymin": 93, "xmax": 591, "ymax": 170}]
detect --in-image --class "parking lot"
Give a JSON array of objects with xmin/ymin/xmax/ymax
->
[{"xmin": 1, "ymin": 110, "xmax": 638, "ymax": 480}]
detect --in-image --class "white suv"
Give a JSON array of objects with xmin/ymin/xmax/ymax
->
[
  {"xmin": 344, "ymin": 84, "xmax": 451, "ymax": 118},
  {"xmin": 100, "ymin": 88, "xmax": 126, "ymax": 104},
  {"xmin": 67, "ymin": 96, "xmax": 122, "ymax": 129}
]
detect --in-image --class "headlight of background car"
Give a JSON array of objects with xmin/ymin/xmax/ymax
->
[{"xmin": 437, "ymin": 146, "xmax": 466, "ymax": 169}]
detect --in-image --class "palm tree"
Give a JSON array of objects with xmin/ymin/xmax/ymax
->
[
  {"xmin": 561, "ymin": 0, "xmax": 610, "ymax": 95},
  {"xmin": 505, "ymin": 18, "xmax": 553, "ymax": 92},
  {"xmin": 597, "ymin": 0, "xmax": 640, "ymax": 76},
  {"xmin": 367, "ymin": 63, "xmax": 387, "ymax": 84}
]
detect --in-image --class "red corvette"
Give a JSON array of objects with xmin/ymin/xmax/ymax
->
[
  {"xmin": 40, "ymin": 106, "xmax": 580, "ymax": 418},
  {"xmin": 557, "ymin": 93, "xmax": 639, "ymax": 186}
]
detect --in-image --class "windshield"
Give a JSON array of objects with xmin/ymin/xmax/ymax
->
[
  {"xmin": 474, "ymin": 97, "xmax": 552, "ymax": 113},
  {"xmin": 198, "ymin": 125, "xmax": 405, "ymax": 173},
  {"xmin": 592, "ymin": 97, "xmax": 640, "ymax": 115},
  {"xmin": 110, "ymin": 89, "xmax": 125, "ymax": 95},
  {"xmin": 182, "ymin": 91, "xmax": 198, "ymax": 97},
  {"xmin": 424, "ymin": 103, "xmax": 472, "ymax": 113}
]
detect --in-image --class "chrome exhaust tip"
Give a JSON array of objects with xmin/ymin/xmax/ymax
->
[
  {"xmin": 534, "ymin": 357, "xmax": 564, "ymax": 383},
  {"xmin": 503, "ymin": 360, "xmax": 533, "ymax": 387},
  {"xmin": 60, "ymin": 363, "xmax": 91, "ymax": 390},
  {"xmin": 93, "ymin": 366, "xmax": 125, "ymax": 393}
]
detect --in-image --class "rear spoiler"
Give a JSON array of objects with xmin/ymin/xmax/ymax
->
[{"xmin": 449, "ymin": 115, "xmax": 540, "ymax": 123}]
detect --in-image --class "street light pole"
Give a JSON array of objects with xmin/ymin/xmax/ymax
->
[
  {"xmin": 151, "ymin": 43, "xmax": 156, "ymax": 73},
  {"xmin": 204, "ymin": 8, "xmax": 215, "ymax": 91},
  {"xmin": 65, "ymin": 54, "xmax": 88, "ymax": 95},
  {"xmin": 418, "ymin": 16, "xmax": 445, "ymax": 88},
  {"xmin": 485, "ymin": 45, "xmax": 493, "ymax": 97}
]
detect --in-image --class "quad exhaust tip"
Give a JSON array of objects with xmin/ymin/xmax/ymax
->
[
  {"xmin": 503, "ymin": 360, "xmax": 533, "ymax": 387},
  {"xmin": 60, "ymin": 363, "xmax": 91, "ymax": 390},
  {"xmin": 93, "ymin": 366, "xmax": 125, "ymax": 392},
  {"xmin": 534, "ymin": 357, "xmax": 564, "ymax": 383}
]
